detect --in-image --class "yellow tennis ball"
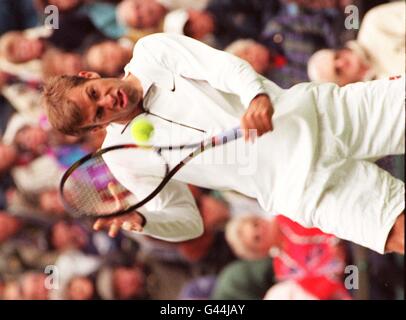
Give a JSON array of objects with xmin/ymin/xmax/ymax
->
[{"xmin": 131, "ymin": 119, "xmax": 154, "ymax": 143}]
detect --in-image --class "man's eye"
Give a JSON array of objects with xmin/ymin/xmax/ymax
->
[
  {"xmin": 90, "ymin": 88, "xmax": 98, "ymax": 100},
  {"xmin": 96, "ymin": 107, "xmax": 104, "ymax": 120}
]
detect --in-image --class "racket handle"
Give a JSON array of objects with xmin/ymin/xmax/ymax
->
[{"xmin": 214, "ymin": 126, "xmax": 242, "ymax": 144}]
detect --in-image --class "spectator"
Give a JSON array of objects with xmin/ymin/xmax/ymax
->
[
  {"xmin": 19, "ymin": 272, "xmax": 49, "ymax": 299},
  {"xmin": 225, "ymin": 39, "xmax": 286, "ymax": 75},
  {"xmin": 163, "ymin": 0, "xmax": 274, "ymax": 49},
  {"xmin": 83, "ymin": 40, "xmax": 133, "ymax": 77},
  {"xmin": 96, "ymin": 264, "xmax": 147, "ymax": 300},
  {"xmin": 0, "ymin": 31, "xmax": 46, "ymax": 64},
  {"xmin": 41, "ymin": 48, "xmax": 84, "ymax": 79},
  {"xmin": 211, "ymin": 258, "xmax": 275, "ymax": 299},
  {"xmin": 116, "ymin": 0, "xmax": 167, "ymax": 30},
  {"xmin": 225, "ymin": 214, "xmax": 350, "ymax": 299},
  {"xmin": 0, "ymin": 211, "xmax": 22, "ymax": 243},
  {"xmin": 308, "ymin": 1, "xmax": 405, "ymax": 85}
]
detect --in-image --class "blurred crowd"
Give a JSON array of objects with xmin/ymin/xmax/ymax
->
[{"xmin": 0, "ymin": 0, "xmax": 404, "ymax": 300}]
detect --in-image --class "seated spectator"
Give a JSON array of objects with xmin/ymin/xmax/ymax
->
[
  {"xmin": 38, "ymin": 188, "xmax": 66, "ymax": 216},
  {"xmin": 259, "ymin": 3, "xmax": 344, "ymax": 88},
  {"xmin": 211, "ymin": 258, "xmax": 275, "ymax": 300},
  {"xmin": 1, "ymin": 271, "xmax": 51, "ymax": 300},
  {"xmin": 83, "ymin": 40, "xmax": 133, "ymax": 77},
  {"xmin": 117, "ymin": 0, "xmax": 167, "ymax": 30},
  {"xmin": 0, "ymin": 30, "xmax": 46, "ymax": 64},
  {"xmin": 34, "ymin": 0, "xmax": 84, "ymax": 13},
  {"xmin": 225, "ymin": 39, "xmax": 286, "ymax": 75},
  {"xmin": 163, "ymin": 0, "xmax": 272, "ymax": 49},
  {"xmin": 225, "ymin": 214, "xmax": 350, "ymax": 299},
  {"xmin": 0, "ymin": 210, "xmax": 22, "ymax": 243},
  {"xmin": 19, "ymin": 272, "xmax": 49, "ymax": 300},
  {"xmin": 41, "ymin": 48, "xmax": 83, "ymax": 79},
  {"xmin": 96, "ymin": 264, "xmax": 147, "ymax": 300},
  {"xmin": 48, "ymin": 220, "xmax": 90, "ymax": 252},
  {"xmin": 65, "ymin": 274, "xmax": 101, "ymax": 300},
  {"xmin": 308, "ymin": 1, "xmax": 405, "ymax": 85}
]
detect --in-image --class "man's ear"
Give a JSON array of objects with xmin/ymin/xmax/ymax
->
[{"xmin": 78, "ymin": 71, "xmax": 101, "ymax": 79}]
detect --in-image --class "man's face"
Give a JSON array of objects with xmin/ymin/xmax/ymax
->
[
  {"xmin": 333, "ymin": 48, "xmax": 368, "ymax": 86},
  {"xmin": 9, "ymin": 36, "xmax": 45, "ymax": 63},
  {"xmin": 0, "ymin": 144, "xmax": 17, "ymax": 173},
  {"xmin": 67, "ymin": 276, "xmax": 94, "ymax": 300},
  {"xmin": 51, "ymin": 221, "xmax": 88, "ymax": 250},
  {"xmin": 0, "ymin": 212, "xmax": 22, "ymax": 243},
  {"xmin": 48, "ymin": 0, "xmax": 81, "ymax": 11},
  {"xmin": 21, "ymin": 273, "xmax": 48, "ymax": 300},
  {"xmin": 39, "ymin": 189, "xmax": 66, "ymax": 216},
  {"xmin": 117, "ymin": 0, "xmax": 166, "ymax": 29},
  {"xmin": 86, "ymin": 41, "xmax": 132, "ymax": 77},
  {"xmin": 239, "ymin": 217, "xmax": 280, "ymax": 258},
  {"xmin": 187, "ymin": 10, "xmax": 215, "ymax": 40},
  {"xmin": 68, "ymin": 73, "xmax": 141, "ymax": 132},
  {"xmin": 113, "ymin": 267, "xmax": 144, "ymax": 299},
  {"xmin": 236, "ymin": 42, "xmax": 270, "ymax": 74},
  {"xmin": 15, "ymin": 126, "xmax": 48, "ymax": 154}
]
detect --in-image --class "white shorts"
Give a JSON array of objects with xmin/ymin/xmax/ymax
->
[{"xmin": 298, "ymin": 76, "xmax": 405, "ymax": 254}]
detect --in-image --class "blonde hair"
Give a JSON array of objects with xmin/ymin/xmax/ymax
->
[
  {"xmin": 225, "ymin": 39, "xmax": 257, "ymax": 55},
  {"xmin": 225, "ymin": 214, "xmax": 266, "ymax": 260},
  {"xmin": 42, "ymin": 75, "xmax": 91, "ymax": 136}
]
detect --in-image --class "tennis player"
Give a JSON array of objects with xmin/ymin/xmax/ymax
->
[{"xmin": 42, "ymin": 33, "xmax": 404, "ymax": 254}]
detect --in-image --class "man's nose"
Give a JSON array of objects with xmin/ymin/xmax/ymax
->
[{"xmin": 99, "ymin": 94, "xmax": 117, "ymax": 109}]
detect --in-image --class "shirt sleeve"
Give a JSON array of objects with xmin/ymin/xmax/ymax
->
[
  {"xmin": 133, "ymin": 33, "xmax": 268, "ymax": 107},
  {"xmin": 104, "ymin": 159, "xmax": 204, "ymax": 242}
]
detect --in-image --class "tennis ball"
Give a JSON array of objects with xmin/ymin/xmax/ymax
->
[{"xmin": 131, "ymin": 119, "xmax": 154, "ymax": 143}]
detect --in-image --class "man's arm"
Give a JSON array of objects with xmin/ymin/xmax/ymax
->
[
  {"xmin": 134, "ymin": 33, "xmax": 266, "ymax": 107},
  {"xmin": 133, "ymin": 33, "xmax": 274, "ymax": 138},
  {"xmin": 94, "ymin": 163, "xmax": 204, "ymax": 242}
]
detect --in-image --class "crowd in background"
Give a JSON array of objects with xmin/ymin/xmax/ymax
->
[{"xmin": 0, "ymin": 0, "xmax": 404, "ymax": 300}]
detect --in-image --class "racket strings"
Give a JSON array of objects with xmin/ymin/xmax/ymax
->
[{"xmin": 63, "ymin": 156, "xmax": 132, "ymax": 216}]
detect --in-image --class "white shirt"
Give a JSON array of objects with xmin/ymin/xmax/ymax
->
[{"xmin": 102, "ymin": 33, "xmax": 319, "ymax": 242}]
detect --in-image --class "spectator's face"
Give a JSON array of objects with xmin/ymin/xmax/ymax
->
[
  {"xmin": 39, "ymin": 190, "xmax": 65, "ymax": 216},
  {"xmin": 186, "ymin": 10, "xmax": 215, "ymax": 40},
  {"xmin": 51, "ymin": 221, "xmax": 88, "ymax": 250},
  {"xmin": 0, "ymin": 281, "xmax": 4, "ymax": 299},
  {"xmin": 333, "ymin": 48, "xmax": 369, "ymax": 86},
  {"xmin": 67, "ymin": 276, "xmax": 94, "ymax": 300},
  {"xmin": 113, "ymin": 267, "xmax": 144, "ymax": 299},
  {"xmin": 15, "ymin": 126, "xmax": 48, "ymax": 154},
  {"xmin": 68, "ymin": 72, "xmax": 142, "ymax": 132},
  {"xmin": 3, "ymin": 281, "xmax": 22, "ymax": 300},
  {"xmin": 21, "ymin": 273, "xmax": 48, "ymax": 300},
  {"xmin": 199, "ymin": 195, "xmax": 230, "ymax": 229},
  {"xmin": 117, "ymin": 0, "xmax": 166, "ymax": 29},
  {"xmin": 240, "ymin": 217, "xmax": 280, "ymax": 258},
  {"xmin": 8, "ymin": 36, "xmax": 45, "ymax": 63},
  {"xmin": 0, "ymin": 144, "xmax": 17, "ymax": 173},
  {"xmin": 86, "ymin": 41, "xmax": 132, "ymax": 77},
  {"xmin": 49, "ymin": 52, "xmax": 83, "ymax": 77},
  {"xmin": 48, "ymin": 0, "xmax": 81, "ymax": 11},
  {"xmin": 236, "ymin": 43, "xmax": 270, "ymax": 74},
  {"xmin": 0, "ymin": 212, "xmax": 22, "ymax": 243}
]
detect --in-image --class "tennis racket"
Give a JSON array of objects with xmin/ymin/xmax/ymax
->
[{"xmin": 60, "ymin": 127, "xmax": 243, "ymax": 218}]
